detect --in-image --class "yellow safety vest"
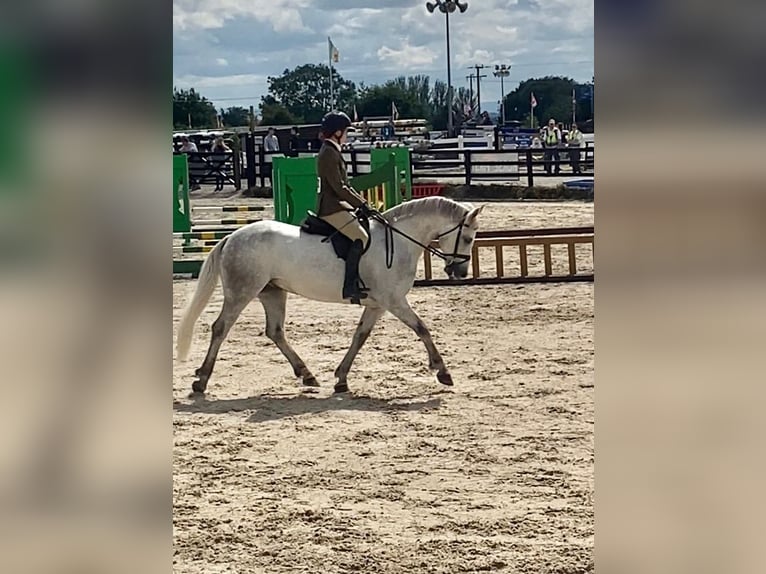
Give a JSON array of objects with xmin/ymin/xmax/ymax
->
[{"xmin": 544, "ymin": 128, "xmax": 559, "ymax": 145}]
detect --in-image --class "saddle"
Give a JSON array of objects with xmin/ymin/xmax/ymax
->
[{"xmin": 300, "ymin": 211, "xmax": 370, "ymax": 261}]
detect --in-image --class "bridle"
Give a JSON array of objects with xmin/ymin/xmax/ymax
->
[{"xmin": 365, "ymin": 209, "xmax": 472, "ymax": 270}]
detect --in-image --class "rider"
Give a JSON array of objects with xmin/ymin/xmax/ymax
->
[{"xmin": 316, "ymin": 111, "xmax": 371, "ymax": 303}]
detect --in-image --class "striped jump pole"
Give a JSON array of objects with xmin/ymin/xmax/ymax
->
[
  {"xmin": 191, "ymin": 218, "xmax": 262, "ymax": 226},
  {"xmin": 173, "ymin": 245, "xmax": 215, "ymax": 254},
  {"xmin": 173, "ymin": 231, "xmax": 231, "ymax": 241},
  {"xmin": 191, "ymin": 205, "xmax": 266, "ymax": 213}
]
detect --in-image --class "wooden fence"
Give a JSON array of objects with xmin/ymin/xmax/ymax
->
[
  {"xmin": 411, "ymin": 146, "xmax": 594, "ymax": 187},
  {"xmin": 239, "ymin": 136, "xmax": 593, "ymax": 189},
  {"xmin": 416, "ymin": 226, "xmax": 594, "ymax": 286},
  {"xmin": 175, "ymin": 151, "xmax": 242, "ymax": 190}
]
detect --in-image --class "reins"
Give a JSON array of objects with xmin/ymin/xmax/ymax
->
[{"xmin": 365, "ymin": 209, "xmax": 470, "ymax": 270}]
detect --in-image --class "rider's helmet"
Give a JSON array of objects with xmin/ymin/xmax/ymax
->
[{"xmin": 321, "ymin": 111, "xmax": 354, "ymax": 137}]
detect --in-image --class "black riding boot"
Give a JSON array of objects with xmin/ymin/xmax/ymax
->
[{"xmin": 343, "ymin": 240, "xmax": 368, "ymax": 304}]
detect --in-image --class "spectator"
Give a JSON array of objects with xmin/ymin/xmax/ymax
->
[
  {"xmin": 480, "ymin": 111, "xmax": 493, "ymax": 126},
  {"xmin": 540, "ymin": 118, "xmax": 562, "ymax": 175},
  {"xmin": 288, "ymin": 126, "xmax": 300, "ymax": 157},
  {"xmin": 178, "ymin": 135, "xmax": 201, "ymax": 190},
  {"xmin": 264, "ymin": 127, "xmax": 280, "ymax": 152},
  {"xmin": 567, "ymin": 122, "xmax": 585, "ymax": 174},
  {"xmin": 210, "ymin": 136, "xmax": 231, "ymax": 191},
  {"xmin": 262, "ymin": 127, "xmax": 280, "ymax": 185},
  {"xmin": 178, "ymin": 135, "xmax": 197, "ymax": 153},
  {"xmin": 380, "ymin": 120, "xmax": 395, "ymax": 141}
]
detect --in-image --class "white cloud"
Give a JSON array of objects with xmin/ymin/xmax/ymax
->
[
  {"xmin": 173, "ymin": 0, "xmax": 311, "ymax": 33},
  {"xmin": 455, "ymin": 49, "xmax": 494, "ymax": 69},
  {"xmin": 377, "ymin": 41, "xmax": 438, "ymax": 70},
  {"xmin": 174, "ymin": 73, "xmax": 267, "ymax": 89},
  {"xmin": 173, "ymin": 0, "xmax": 593, "ymax": 108}
]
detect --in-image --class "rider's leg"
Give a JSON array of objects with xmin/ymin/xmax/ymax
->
[{"xmin": 319, "ymin": 209, "xmax": 370, "ymax": 303}]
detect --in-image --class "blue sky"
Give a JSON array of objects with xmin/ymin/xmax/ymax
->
[{"xmin": 173, "ymin": 0, "xmax": 593, "ymax": 111}]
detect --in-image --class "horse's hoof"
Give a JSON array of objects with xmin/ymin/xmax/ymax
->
[
  {"xmin": 303, "ymin": 376, "xmax": 320, "ymax": 387},
  {"xmin": 334, "ymin": 382, "xmax": 349, "ymax": 394},
  {"xmin": 188, "ymin": 389, "xmax": 206, "ymax": 400},
  {"xmin": 191, "ymin": 379, "xmax": 207, "ymax": 394},
  {"xmin": 437, "ymin": 371, "xmax": 454, "ymax": 386}
]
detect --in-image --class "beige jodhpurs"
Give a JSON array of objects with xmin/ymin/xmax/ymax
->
[{"xmin": 320, "ymin": 203, "xmax": 369, "ymax": 244}]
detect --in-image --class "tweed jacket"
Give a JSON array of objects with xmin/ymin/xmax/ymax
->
[{"xmin": 316, "ymin": 140, "xmax": 365, "ymax": 216}]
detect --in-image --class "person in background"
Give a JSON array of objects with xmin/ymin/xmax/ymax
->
[
  {"xmin": 381, "ymin": 120, "xmax": 395, "ymax": 141},
  {"xmin": 567, "ymin": 122, "xmax": 585, "ymax": 174},
  {"xmin": 210, "ymin": 136, "xmax": 231, "ymax": 191},
  {"xmin": 288, "ymin": 126, "xmax": 300, "ymax": 157},
  {"xmin": 178, "ymin": 135, "xmax": 201, "ymax": 190},
  {"xmin": 540, "ymin": 118, "xmax": 562, "ymax": 175},
  {"xmin": 178, "ymin": 135, "xmax": 197, "ymax": 153},
  {"xmin": 264, "ymin": 127, "xmax": 280, "ymax": 152},
  {"xmin": 263, "ymin": 127, "xmax": 280, "ymax": 185},
  {"xmin": 480, "ymin": 111, "xmax": 493, "ymax": 126}
]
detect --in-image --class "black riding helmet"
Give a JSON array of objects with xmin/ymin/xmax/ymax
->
[{"xmin": 321, "ymin": 111, "xmax": 354, "ymax": 136}]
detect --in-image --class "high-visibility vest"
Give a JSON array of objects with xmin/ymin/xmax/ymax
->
[{"xmin": 544, "ymin": 128, "xmax": 559, "ymax": 145}]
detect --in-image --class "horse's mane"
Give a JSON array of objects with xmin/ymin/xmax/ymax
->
[{"xmin": 382, "ymin": 196, "xmax": 470, "ymax": 223}]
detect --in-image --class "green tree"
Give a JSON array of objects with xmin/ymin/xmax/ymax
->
[
  {"xmin": 502, "ymin": 76, "xmax": 580, "ymax": 127},
  {"xmin": 220, "ymin": 106, "xmax": 250, "ymax": 127},
  {"xmin": 452, "ymin": 87, "xmax": 477, "ymax": 129},
  {"xmin": 429, "ymin": 80, "xmax": 449, "ymax": 130},
  {"xmin": 263, "ymin": 64, "xmax": 356, "ymax": 123},
  {"xmin": 356, "ymin": 81, "xmax": 430, "ymax": 120},
  {"xmin": 260, "ymin": 103, "xmax": 299, "ymax": 126},
  {"xmin": 173, "ymin": 88, "xmax": 218, "ymax": 129},
  {"xmin": 387, "ymin": 75, "xmax": 432, "ymax": 110}
]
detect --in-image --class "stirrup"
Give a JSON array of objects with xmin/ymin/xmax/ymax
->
[{"xmin": 343, "ymin": 284, "xmax": 369, "ymax": 304}]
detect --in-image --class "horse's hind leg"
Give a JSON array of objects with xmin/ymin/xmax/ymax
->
[
  {"xmin": 192, "ymin": 291, "xmax": 254, "ymax": 395},
  {"xmin": 258, "ymin": 286, "xmax": 318, "ymax": 387}
]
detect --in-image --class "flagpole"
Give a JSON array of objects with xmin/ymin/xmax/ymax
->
[
  {"xmin": 530, "ymin": 99, "xmax": 533, "ymax": 129},
  {"xmin": 572, "ymin": 88, "xmax": 576, "ymax": 125},
  {"xmin": 328, "ymin": 37, "xmax": 334, "ymax": 110}
]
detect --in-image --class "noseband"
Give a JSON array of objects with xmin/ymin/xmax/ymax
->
[{"xmin": 436, "ymin": 218, "xmax": 471, "ymax": 268}]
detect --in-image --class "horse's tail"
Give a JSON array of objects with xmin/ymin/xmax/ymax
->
[{"xmin": 176, "ymin": 237, "xmax": 228, "ymax": 361}]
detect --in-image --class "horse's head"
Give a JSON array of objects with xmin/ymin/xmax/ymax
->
[{"xmin": 437, "ymin": 204, "xmax": 485, "ymax": 280}]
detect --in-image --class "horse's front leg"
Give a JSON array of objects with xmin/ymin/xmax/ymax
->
[
  {"xmin": 334, "ymin": 306, "xmax": 385, "ymax": 393},
  {"xmin": 384, "ymin": 300, "xmax": 453, "ymax": 386}
]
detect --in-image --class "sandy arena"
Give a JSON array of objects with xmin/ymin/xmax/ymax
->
[{"xmin": 173, "ymin": 199, "xmax": 594, "ymax": 573}]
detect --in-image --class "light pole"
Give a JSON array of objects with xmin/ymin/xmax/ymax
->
[
  {"xmin": 493, "ymin": 64, "xmax": 510, "ymax": 126},
  {"xmin": 426, "ymin": 0, "xmax": 468, "ymax": 138}
]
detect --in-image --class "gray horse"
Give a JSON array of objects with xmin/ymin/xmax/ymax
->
[{"xmin": 176, "ymin": 196, "xmax": 485, "ymax": 395}]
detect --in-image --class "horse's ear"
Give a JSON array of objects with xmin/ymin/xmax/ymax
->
[{"xmin": 465, "ymin": 204, "xmax": 485, "ymax": 226}]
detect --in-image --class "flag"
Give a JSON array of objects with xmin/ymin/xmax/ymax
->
[
  {"xmin": 530, "ymin": 92, "xmax": 537, "ymax": 108},
  {"xmin": 391, "ymin": 101, "xmax": 399, "ymax": 120},
  {"xmin": 328, "ymin": 37, "xmax": 339, "ymax": 63},
  {"xmin": 353, "ymin": 104, "xmax": 359, "ymax": 122}
]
